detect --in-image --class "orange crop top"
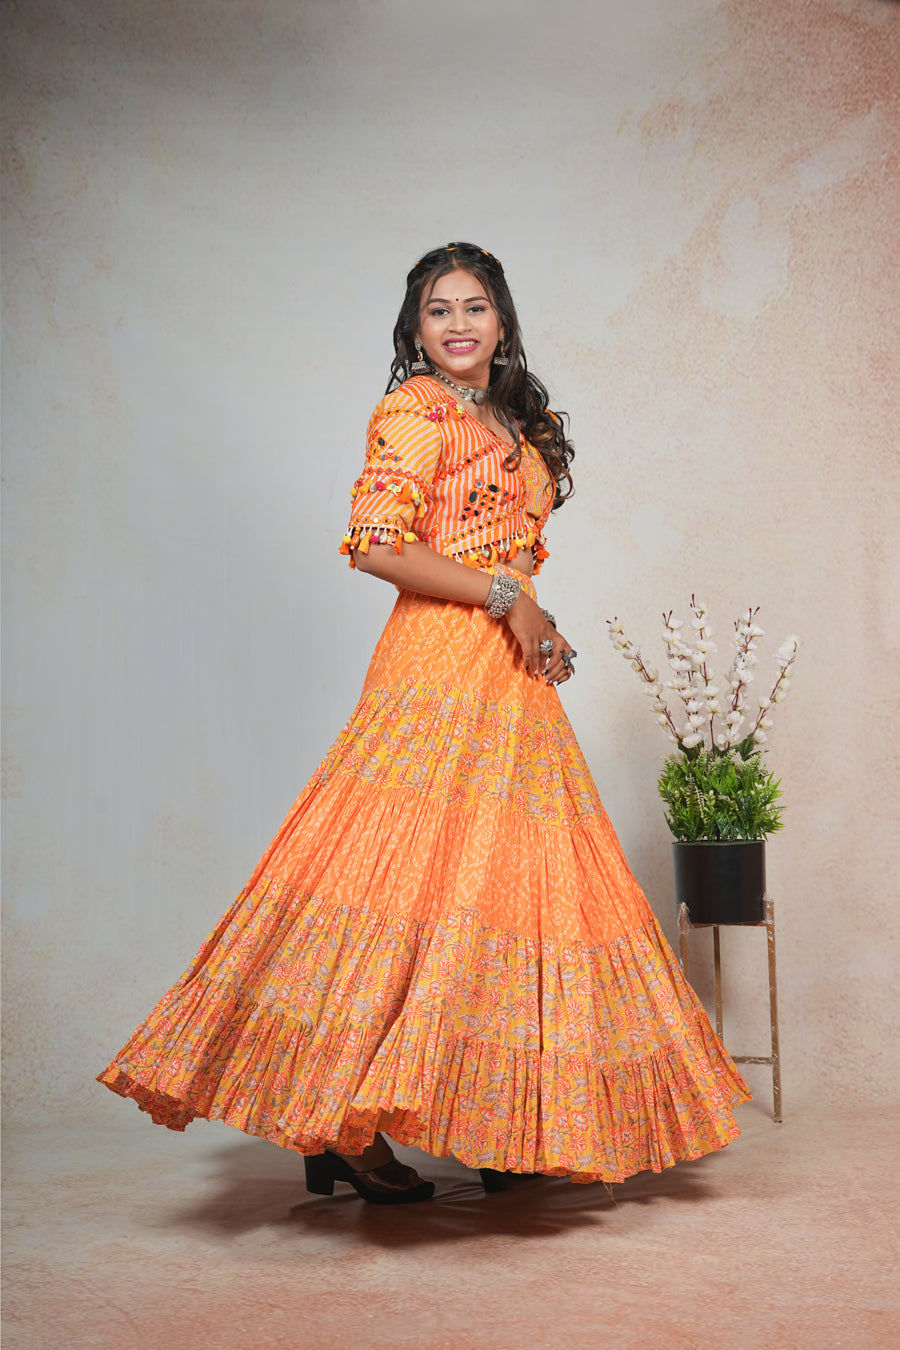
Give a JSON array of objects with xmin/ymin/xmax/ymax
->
[{"xmin": 340, "ymin": 375, "xmax": 555, "ymax": 573}]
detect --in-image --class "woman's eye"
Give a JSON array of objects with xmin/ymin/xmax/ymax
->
[{"xmin": 468, "ymin": 305, "xmax": 487, "ymax": 313}]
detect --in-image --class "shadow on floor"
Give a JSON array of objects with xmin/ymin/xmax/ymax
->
[{"xmin": 152, "ymin": 1137, "xmax": 723, "ymax": 1247}]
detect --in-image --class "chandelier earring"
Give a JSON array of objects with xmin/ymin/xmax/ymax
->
[
  {"xmin": 411, "ymin": 341, "xmax": 430, "ymax": 374},
  {"xmin": 492, "ymin": 340, "xmax": 509, "ymax": 367}
]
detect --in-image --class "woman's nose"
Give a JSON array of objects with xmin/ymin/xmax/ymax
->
[{"xmin": 449, "ymin": 310, "xmax": 470, "ymax": 331}]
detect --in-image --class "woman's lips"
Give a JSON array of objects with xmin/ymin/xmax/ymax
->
[{"xmin": 444, "ymin": 340, "xmax": 478, "ymax": 352}]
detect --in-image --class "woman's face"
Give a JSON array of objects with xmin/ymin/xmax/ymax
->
[{"xmin": 416, "ymin": 268, "xmax": 502, "ymax": 390}]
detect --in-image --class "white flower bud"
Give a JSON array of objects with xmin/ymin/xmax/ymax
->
[
  {"xmin": 686, "ymin": 699, "xmax": 701, "ymax": 713},
  {"xmin": 681, "ymin": 733, "xmax": 703, "ymax": 748},
  {"xmin": 758, "ymin": 716, "xmax": 773, "ymax": 729},
  {"xmin": 759, "ymin": 696, "xmax": 772, "ymax": 709},
  {"xmin": 706, "ymin": 699, "xmax": 722, "ymax": 715},
  {"xmin": 657, "ymin": 714, "xmax": 670, "ymax": 726},
  {"xmin": 753, "ymin": 729, "xmax": 768, "ymax": 743},
  {"xmin": 716, "ymin": 734, "xmax": 727, "ymax": 748}
]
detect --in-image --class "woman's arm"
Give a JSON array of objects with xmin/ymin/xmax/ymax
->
[{"xmin": 354, "ymin": 542, "xmax": 572, "ymax": 682}]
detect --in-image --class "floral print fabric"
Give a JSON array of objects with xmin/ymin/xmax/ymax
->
[{"xmin": 99, "ymin": 585, "xmax": 749, "ymax": 1183}]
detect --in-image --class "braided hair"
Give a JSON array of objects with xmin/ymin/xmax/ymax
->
[{"xmin": 387, "ymin": 242, "xmax": 574, "ymax": 508}]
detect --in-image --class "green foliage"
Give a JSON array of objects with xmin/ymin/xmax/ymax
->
[{"xmin": 658, "ymin": 746, "xmax": 784, "ymax": 842}]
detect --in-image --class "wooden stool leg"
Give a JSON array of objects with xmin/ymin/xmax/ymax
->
[
  {"xmin": 765, "ymin": 896, "xmax": 783, "ymax": 1122},
  {"xmin": 677, "ymin": 902, "xmax": 691, "ymax": 980},
  {"xmin": 713, "ymin": 925, "xmax": 724, "ymax": 1039}
]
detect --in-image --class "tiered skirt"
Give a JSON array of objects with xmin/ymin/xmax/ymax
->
[{"xmin": 99, "ymin": 583, "xmax": 749, "ymax": 1183}]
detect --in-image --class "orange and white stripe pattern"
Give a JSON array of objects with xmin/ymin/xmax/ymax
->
[{"xmin": 340, "ymin": 375, "xmax": 554, "ymax": 572}]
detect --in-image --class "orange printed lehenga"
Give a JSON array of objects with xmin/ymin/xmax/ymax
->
[{"xmin": 99, "ymin": 376, "xmax": 749, "ymax": 1183}]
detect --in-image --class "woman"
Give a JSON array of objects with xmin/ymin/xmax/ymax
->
[{"xmin": 99, "ymin": 242, "xmax": 749, "ymax": 1204}]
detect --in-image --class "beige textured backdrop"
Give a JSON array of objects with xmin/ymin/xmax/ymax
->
[{"xmin": 3, "ymin": 0, "xmax": 898, "ymax": 1128}]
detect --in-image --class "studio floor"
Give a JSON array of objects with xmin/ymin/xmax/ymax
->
[{"xmin": 3, "ymin": 1094, "xmax": 898, "ymax": 1350}]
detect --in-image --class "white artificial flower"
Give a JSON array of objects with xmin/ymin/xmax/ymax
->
[
  {"xmin": 759, "ymin": 695, "xmax": 772, "ymax": 709},
  {"xmin": 702, "ymin": 684, "xmax": 720, "ymax": 697},
  {"xmin": 608, "ymin": 619, "xmax": 623, "ymax": 635},
  {"xmin": 758, "ymin": 716, "xmax": 773, "ymax": 729},
  {"xmin": 686, "ymin": 699, "xmax": 702, "ymax": 713},
  {"xmin": 642, "ymin": 682, "xmax": 662, "ymax": 697},
  {"xmin": 646, "ymin": 667, "xmax": 659, "ymax": 682},
  {"xmin": 706, "ymin": 699, "xmax": 722, "ymax": 715},
  {"xmin": 716, "ymin": 733, "xmax": 727, "ymax": 748},
  {"xmin": 681, "ymin": 733, "xmax": 702, "ymax": 748},
  {"xmin": 748, "ymin": 624, "xmax": 764, "ymax": 637},
  {"xmin": 688, "ymin": 713, "xmax": 705, "ymax": 728},
  {"xmin": 666, "ymin": 617, "xmax": 684, "ymax": 629},
  {"xmin": 743, "ymin": 652, "xmax": 758, "ymax": 665},
  {"xmin": 725, "ymin": 710, "xmax": 743, "ymax": 725},
  {"xmin": 695, "ymin": 640, "xmax": 717, "ymax": 654},
  {"xmin": 753, "ymin": 729, "xmax": 767, "ymax": 743},
  {"xmin": 631, "ymin": 659, "xmax": 643, "ymax": 672},
  {"xmin": 772, "ymin": 690, "xmax": 786, "ymax": 703},
  {"xmin": 657, "ymin": 714, "xmax": 670, "ymax": 726},
  {"xmin": 653, "ymin": 701, "xmax": 667, "ymax": 713}
]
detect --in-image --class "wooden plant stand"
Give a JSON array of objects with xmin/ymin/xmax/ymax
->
[{"xmin": 677, "ymin": 895, "xmax": 783, "ymax": 1122}]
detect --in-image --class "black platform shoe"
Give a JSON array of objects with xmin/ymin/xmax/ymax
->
[
  {"xmin": 304, "ymin": 1151, "xmax": 435, "ymax": 1205},
  {"xmin": 479, "ymin": 1168, "xmax": 540, "ymax": 1192}
]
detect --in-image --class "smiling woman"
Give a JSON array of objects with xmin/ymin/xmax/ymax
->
[{"xmin": 99, "ymin": 241, "xmax": 749, "ymax": 1206}]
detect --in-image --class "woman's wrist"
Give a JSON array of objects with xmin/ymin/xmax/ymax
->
[{"xmin": 484, "ymin": 570, "xmax": 521, "ymax": 618}]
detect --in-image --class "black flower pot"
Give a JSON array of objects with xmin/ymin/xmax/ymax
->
[{"xmin": 672, "ymin": 840, "xmax": 766, "ymax": 925}]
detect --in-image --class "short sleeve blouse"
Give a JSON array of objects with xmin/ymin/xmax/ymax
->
[{"xmin": 341, "ymin": 376, "xmax": 554, "ymax": 573}]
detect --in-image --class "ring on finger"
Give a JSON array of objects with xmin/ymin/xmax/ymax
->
[{"xmin": 539, "ymin": 638, "xmax": 554, "ymax": 655}]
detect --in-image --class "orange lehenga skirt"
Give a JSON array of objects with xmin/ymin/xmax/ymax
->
[{"xmin": 99, "ymin": 580, "xmax": 750, "ymax": 1183}]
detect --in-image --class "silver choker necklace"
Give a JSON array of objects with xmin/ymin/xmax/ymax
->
[{"xmin": 429, "ymin": 368, "xmax": 488, "ymax": 405}]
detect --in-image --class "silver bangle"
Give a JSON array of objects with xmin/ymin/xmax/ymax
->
[
  {"xmin": 484, "ymin": 570, "xmax": 521, "ymax": 618},
  {"xmin": 541, "ymin": 608, "xmax": 557, "ymax": 627}
]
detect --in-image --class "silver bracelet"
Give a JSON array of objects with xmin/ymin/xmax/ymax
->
[
  {"xmin": 541, "ymin": 608, "xmax": 557, "ymax": 627},
  {"xmin": 484, "ymin": 570, "xmax": 521, "ymax": 617}
]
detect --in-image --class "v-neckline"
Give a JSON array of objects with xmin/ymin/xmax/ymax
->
[{"xmin": 421, "ymin": 375, "xmax": 518, "ymax": 450}]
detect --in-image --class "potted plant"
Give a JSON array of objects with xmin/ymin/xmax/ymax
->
[{"xmin": 607, "ymin": 599, "xmax": 800, "ymax": 924}]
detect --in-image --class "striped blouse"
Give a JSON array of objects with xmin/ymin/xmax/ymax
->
[{"xmin": 341, "ymin": 375, "xmax": 555, "ymax": 573}]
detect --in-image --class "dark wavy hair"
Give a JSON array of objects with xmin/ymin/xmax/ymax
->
[{"xmin": 387, "ymin": 241, "xmax": 574, "ymax": 508}]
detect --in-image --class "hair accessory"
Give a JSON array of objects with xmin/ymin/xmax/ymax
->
[
  {"xmin": 411, "ymin": 341, "xmax": 430, "ymax": 374},
  {"xmin": 484, "ymin": 570, "xmax": 521, "ymax": 618},
  {"xmin": 429, "ymin": 367, "xmax": 488, "ymax": 406}
]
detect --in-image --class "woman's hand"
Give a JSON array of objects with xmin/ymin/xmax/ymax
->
[{"xmin": 505, "ymin": 592, "xmax": 576, "ymax": 684}]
